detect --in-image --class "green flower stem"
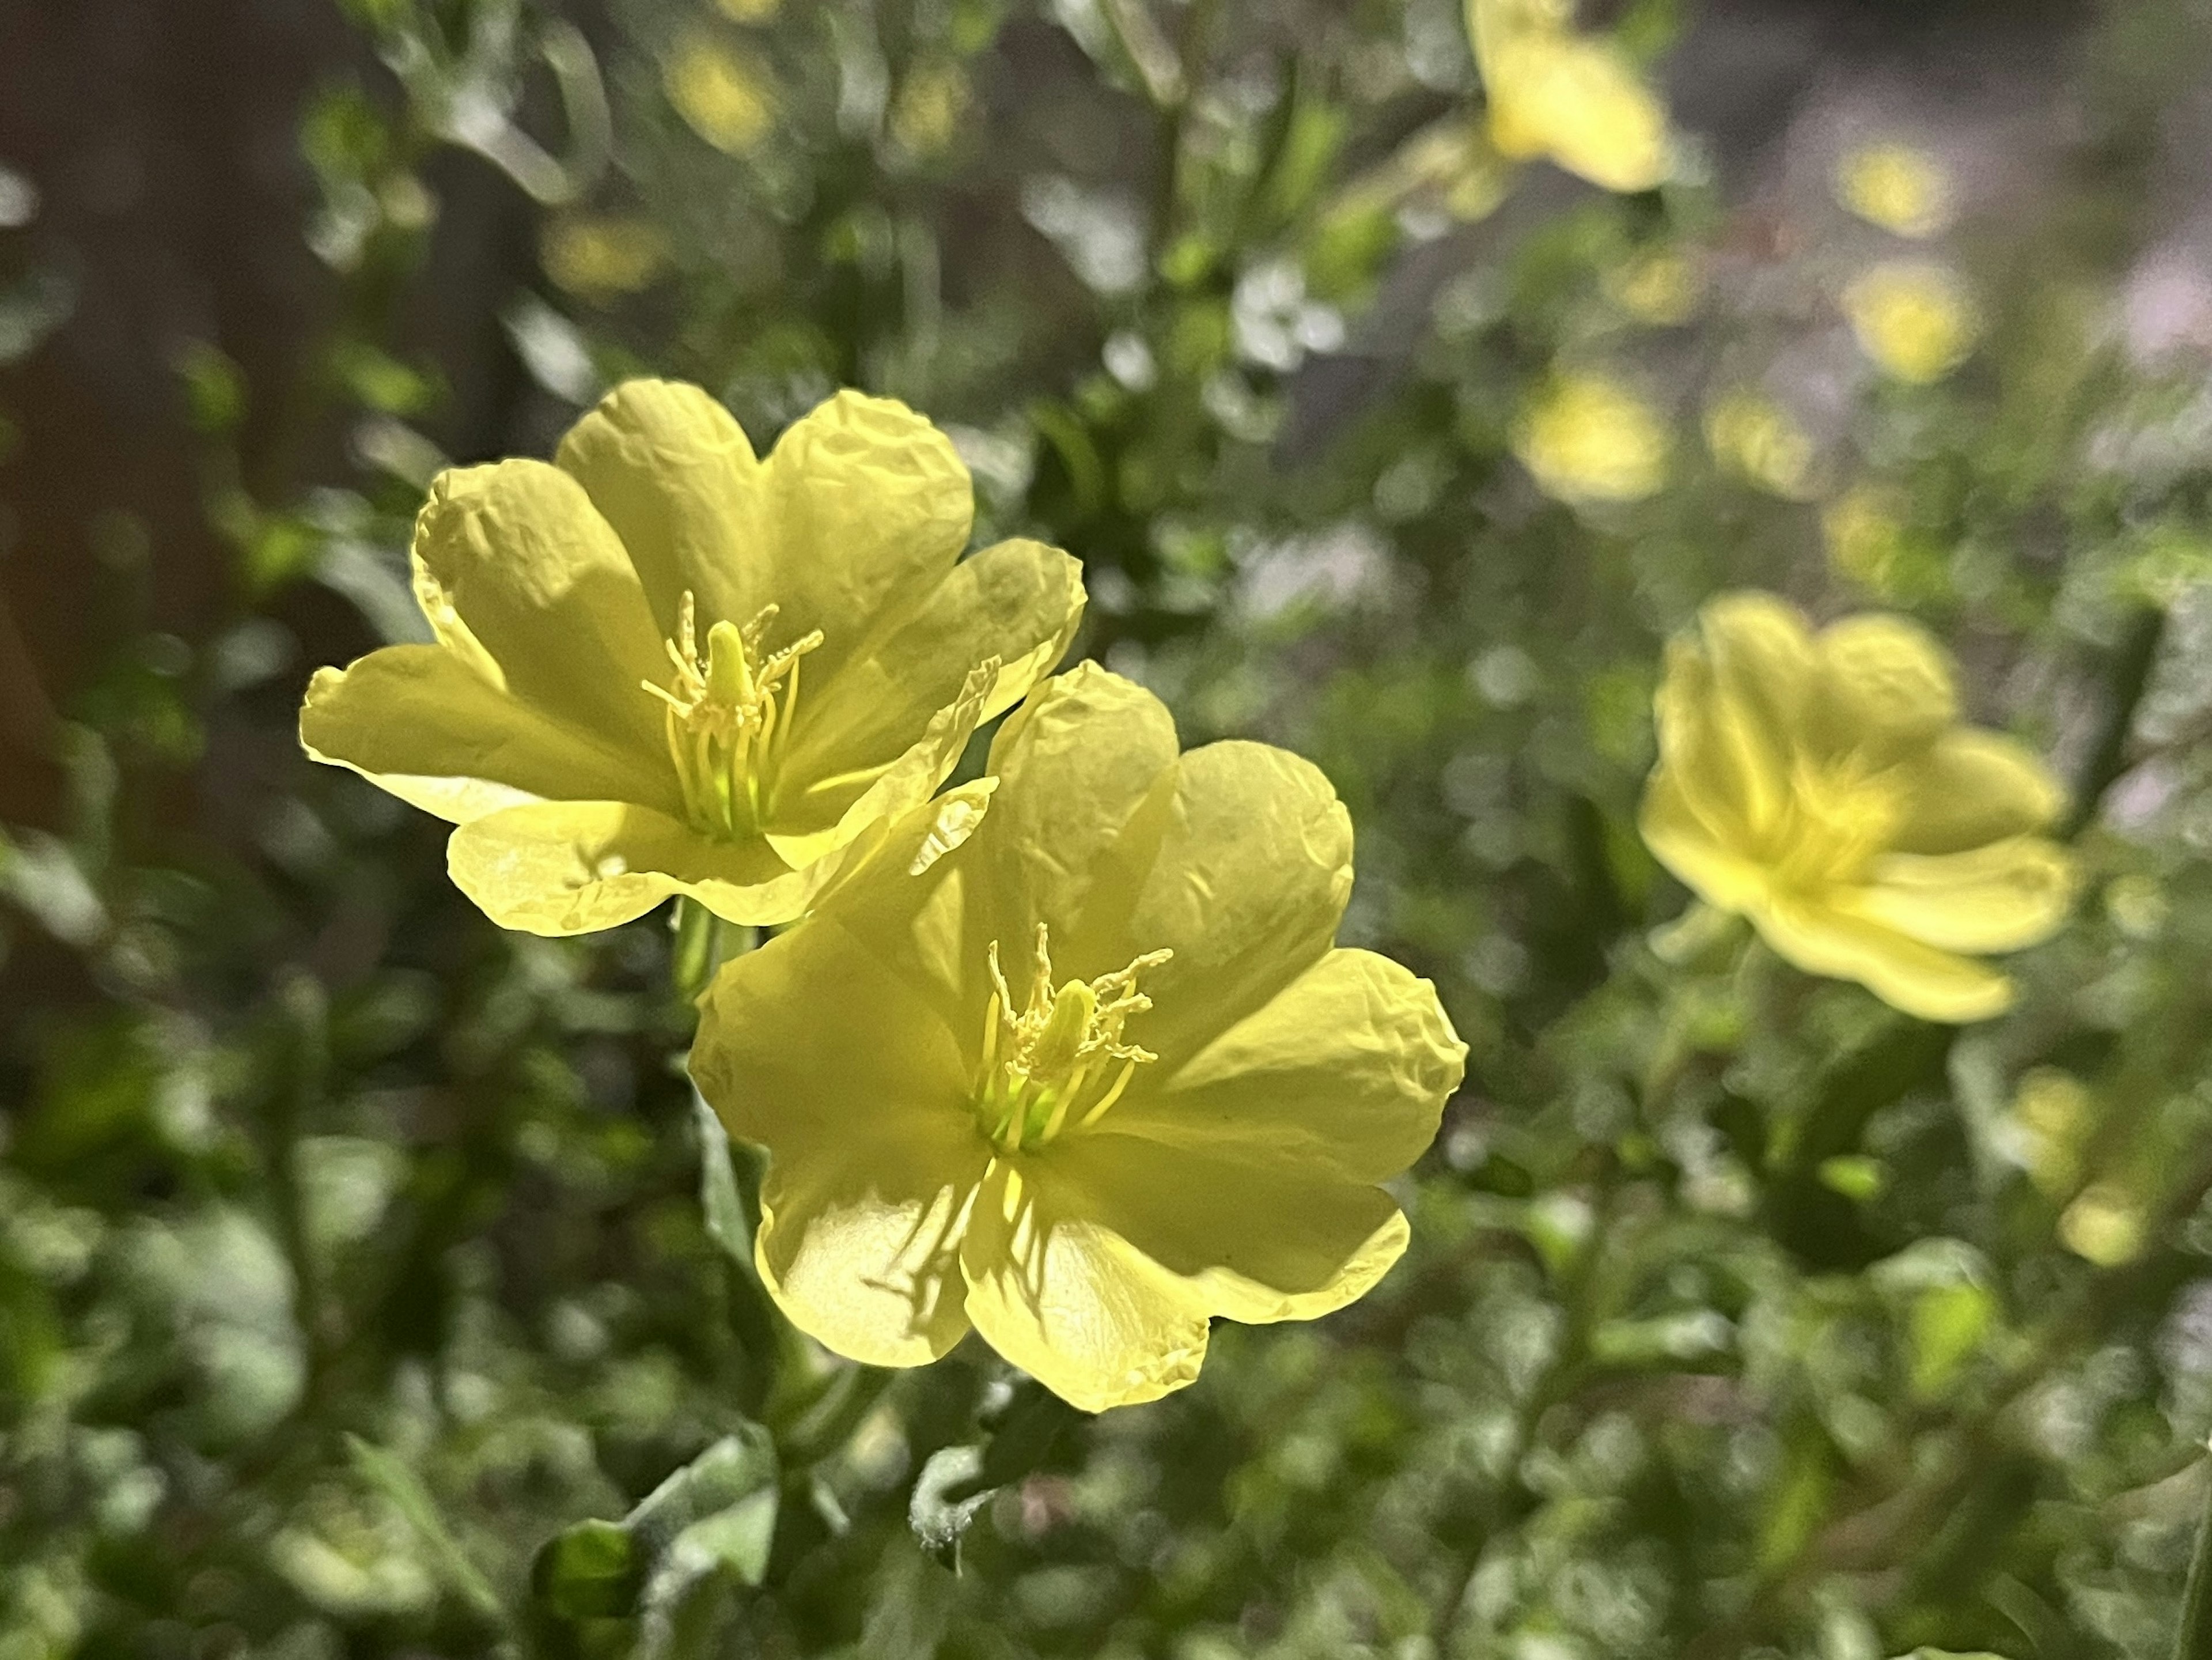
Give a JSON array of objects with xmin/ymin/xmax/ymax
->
[{"xmin": 672, "ymin": 896, "xmax": 753, "ymax": 1007}]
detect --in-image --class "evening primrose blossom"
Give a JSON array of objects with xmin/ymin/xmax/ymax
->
[
  {"xmin": 1844, "ymin": 260, "xmax": 1979, "ymax": 384},
  {"xmin": 300, "ymin": 379, "xmax": 1084, "ymax": 934},
  {"xmin": 1466, "ymin": 0, "xmax": 1673, "ymax": 194},
  {"xmin": 1835, "ymin": 142, "xmax": 1954, "ymax": 239},
  {"xmin": 1640, "ymin": 593, "xmax": 2075, "ymax": 1022},
  {"xmin": 691, "ymin": 665, "xmax": 1465, "ymax": 1412},
  {"xmin": 1512, "ymin": 372, "xmax": 1670, "ymax": 504}
]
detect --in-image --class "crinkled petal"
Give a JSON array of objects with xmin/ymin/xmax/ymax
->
[
  {"xmin": 761, "ymin": 391, "xmax": 974, "ymax": 686},
  {"xmin": 410, "ymin": 460, "xmax": 668, "ymax": 756},
  {"xmin": 447, "ymin": 800, "xmax": 831, "ymax": 935},
  {"xmin": 1843, "ymin": 835, "xmax": 2075, "ymax": 954},
  {"xmin": 300, "ymin": 645, "xmax": 680, "ymax": 822},
  {"xmin": 773, "ymin": 540, "xmax": 1085, "ymax": 835},
  {"xmin": 1753, "ymin": 894, "xmax": 2014, "ymax": 1023},
  {"xmin": 692, "ymin": 902, "xmax": 986, "ymax": 1368},
  {"xmin": 763, "ymin": 660, "xmax": 998, "ymax": 874},
  {"xmin": 1888, "ymin": 729, "xmax": 2066, "ymax": 854},
  {"xmin": 1067, "ymin": 738, "xmax": 1353, "ymax": 1066},
  {"xmin": 1809, "ymin": 612, "xmax": 1959, "ymax": 767},
  {"xmin": 1051, "ymin": 1133, "xmax": 1412, "ymax": 1326},
  {"xmin": 960, "ymin": 1162, "xmax": 1212, "ymax": 1413},
  {"xmin": 1638, "ymin": 766, "xmax": 1771, "ymax": 915},
  {"xmin": 960, "ymin": 662, "xmax": 1181, "ymax": 960},
  {"xmin": 1111, "ymin": 947, "xmax": 1463, "ymax": 1184},
  {"xmin": 555, "ymin": 378, "xmax": 766, "ymax": 638}
]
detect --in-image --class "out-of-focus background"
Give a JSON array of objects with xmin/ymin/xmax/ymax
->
[{"xmin": 13, "ymin": 0, "xmax": 2212, "ymax": 1654}]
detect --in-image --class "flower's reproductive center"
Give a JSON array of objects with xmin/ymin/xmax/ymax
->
[
  {"xmin": 643, "ymin": 592, "xmax": 823, "ymax": 840},
  {"xmin": 973, "ymin": 924, "xmax": 1173, "ymax": 1155},
  {"xmin": 1758, "ymin": 756, "xmax": 1900, "ymax": 893}
]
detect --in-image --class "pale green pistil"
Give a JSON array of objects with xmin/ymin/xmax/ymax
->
[
  {"xmin": 973, "ymin": 924, "xmax": 1172, "ymax": 1154},
  {"xmin": 643, "ymin": 591, "xmax": 823, "ymax": 841}
]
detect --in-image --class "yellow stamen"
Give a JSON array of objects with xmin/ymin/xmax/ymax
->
[
  {"xmin": 971, "ymin": 923, "xmax": 1172, "ymax": 1154},
  {"xmin": 640, "ymin": 591, "xmax": 824, "ymax": 840}
]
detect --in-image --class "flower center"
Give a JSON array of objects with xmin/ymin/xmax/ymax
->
[
  {"xmin": 971, "ymin": 924, "xmax": 1173, "ymax": 1155},
  {"xmin": 642, "ymin": 592, "xmax": 823, "ymax": 841},
  {"xmin": 1761, "ymin": 758, "xmax": 1900, "ymax": 893}
]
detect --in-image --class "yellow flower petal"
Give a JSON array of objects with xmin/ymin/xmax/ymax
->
[
  {"xmin": 1493, "ymin": 36, "xmax": 1671, "ymax": 193},
  {"xmin": 664, "ymin": 33, "xmax": 776, "ymax": 156},
  {"xmin": 959, "ymin": 1162, "xmax": 1212, "ymax": 1413},
  {"xmin": 410, "ymin": 460, "xmax": 668, "ymax": 757},
  {"xmin": 1835, "ymin": 142, "xmax": 1953, "ymax": 239},
  {"xmin": 1512, "ymin": 373, "xmax": 1670, "ymax": 505},
  {"xmin": 555, "ymin": 379, "xmax": 767, "ymax": 638},
  {"xmin": 692, "ymin": 899, "xmax": 984, "ymax": 1366},
  {"xmin": 1076, "ymin": 739, "xmax": 1353, "ymax": 1066},
  {"xmin": 1638, "ymin": 766, "xmax": 1772, "ymax": 916},
  {"xmin": 760, "ymin": 391, "xmax": 976, "ymax": 686},
  {"xmin": 763, "ymin": 659, "xmax": 998, "ymax": 874},
  {"xmin": 1754, "ymin": 895, "xmax": 2014, "ymax": 1023},
  {"xmin": 1111, "ymin": 947, "xmax": 1464, "ymax": 1184},
  {"xmin": 1811, "ymin": 612, "xmax": 1959, "ymax": 763},
  {"xmin": 963, "ymin": 662, "xmax": 1182, "ymax": 956},
  {"xmin": 1843, "ymin": 260, "xmax": 1978, "ymax": 384},
  {"xmin": 1040, "ymin": 1135, "xmax": 1412, "ymax": 1325},
  {"xmin": 1888, "ymin": 730, "xmax": 2066, "ymax": 854},
  {"xmin": 300, "ymin": 645, "xmax": 677, "ymax": 823},
  {"xmin": 773, "ymin": 539, "xmax": 1086, "ymax": 838},
  {"xmin": 448, "ymin": 799, "xmax": 820, "ymax": 935},
  {"xmin": 1845, "ymin": 836, "xmax": 2075, "ymax": 954}
]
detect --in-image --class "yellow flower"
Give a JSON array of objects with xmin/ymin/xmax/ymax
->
[
  {"xmin": 1467, "ymin": 0, "xmax": 1673, "ymax": 194},
  {"xmin": 541, "ymin": 215, "xmax": 670, "ymax": 301},
  {"xmin": 1834, "ymin": 142, "xmax": 1953, "ymax": 239},
  {"xmin": 1704, "ymin": 388, "xmax": 1818, "ymax": 500},
  {"xmin": 300, "ymin": 380, "xmax": 1085, "ymax": 935},
  {"xmin": 1512, "ymin": 372, "xmax": 1670, "ymax": 504},
  {"xmin": 1822, "ymin": 483, "xmax": 1911, "ymax": 595},
  {"xmin": 889, "ymin": 62, "xmax": 972, "ymax": 160},
  {"xmin": 1605, "ymin": 247, "xmax": 1701, "ymax": 326},
  {"xmin": 1843, "ymin": 260, "xmax": 1978, "ymax": 384},
  {"xmin": 1640, "ymin": 593, "xmax": 2075, "ymax": 1022},
  {"xmin": 664, "ymin": 33, "xmax": 776, "ymax": 155},
  {"xmin": 690, "ymin": 664, "xmax": 1465, "ymax": 1411}
]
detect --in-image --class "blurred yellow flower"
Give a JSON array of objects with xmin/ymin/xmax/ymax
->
[
  {"xmin": 1844, "ymin": 260, "xmax": 1979, "ymax": 384},
  {"xmin": 1835, "ymin": 142, "xmax": 1953, "ymax": 239},
  {"xmin": 890, "ymin": 62, "xmax": 973, "ymax": 159},
  {"xmin": 1704, "ymin": 388, "xmax": 1818, "ymax": 500},
  {"xmin": 1823, "ymin": 483, "xmax": 1911, "ymax": 595},
  {"xmin": 1512, "ymin": 372, "xmax": 1670, "ymax": 504},
  {"xmin": 300, "ymin": 380, "xmax": 1085, "ymax": 934},
  {"xmin": 1641, "ymin": 592, "xmax": 2075, "ymax": 1022},
  {"xmin": 1467, "ymin": 0, "xmax": 1673, "ymax": 194},
  {"xmin": 2009, "ymin": 1066, "xmax": 2092, "ymax": 1198},
  {"xmin": 541, "ymin": 215, "xmax": 671, "ymax": 301},
  {"xmin": 1605, "ymin": 247, "xmax": 1701, "ymax": 325},
  {"xmin": 2058, "ymin": 1182, "xmax": 2145, "ymax": 1266},
  {"xmin": 691, "ymin": 664, "xmax": 1466, "ymax": 1411},
  {"xmin": 664, "ymin": 34, "xmax": 776, "ymax": 155}
]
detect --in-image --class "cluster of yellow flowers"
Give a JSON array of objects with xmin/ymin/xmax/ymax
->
[
  {"xmin": 301, "ymin": 380, "xmax": 2075, "ymax": 1408},
  {"xmin": 301, "ymin": 381, "xmax": 1467, "ymax": 1411}
]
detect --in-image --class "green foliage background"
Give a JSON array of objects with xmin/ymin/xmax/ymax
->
[{"xmin": 10, "ymin": 0, "xmax": 2212, "ymax": 1655}]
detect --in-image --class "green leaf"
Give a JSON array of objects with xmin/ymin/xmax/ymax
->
[
  {"xmin": 533, "ymin": 1426, "xmax": 781, "ymax": 1630},
  {"xmin": 531, "ymin": 1518, "xmax": 637, "ymax": 1620}
]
